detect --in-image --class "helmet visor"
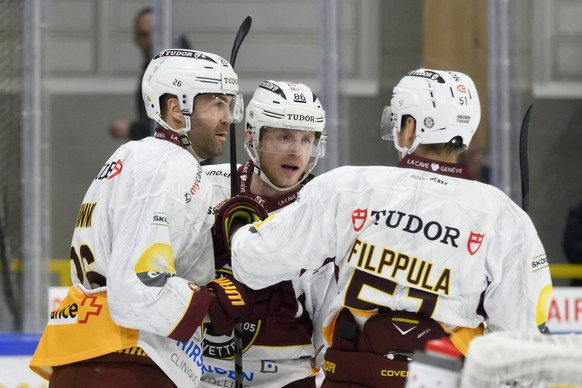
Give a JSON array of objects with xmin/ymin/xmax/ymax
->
[
  {"xmin": 253, "ymin": 126, "xmax": 324, "ymax": 189},
  {"xmin": 258, "ymin": 126, "xmax": 323, "ymax": 158},
  {"xmin": 381, "ymin": 106, "xmax": 396, "ymax": 140},
  {"xmin": 192, "ymin": 92, "xmax": 244, "ymax": 123}
]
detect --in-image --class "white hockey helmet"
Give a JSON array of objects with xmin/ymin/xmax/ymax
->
[
  {"xmin": 245, "ymin": 80, "xmax": 326, "ymax": 190},
  {"xmin": 142, "ymin": 49, "xmax": 243, "ymax": 133},
  {"xmin": 381, "ymin": 69, "xmax": 481, "ymax": 155}
]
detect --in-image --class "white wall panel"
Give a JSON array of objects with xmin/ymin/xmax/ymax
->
[
  {"xmin": 533, "ymin": 0, "xmax": 582, "ymax": 97},
  {"xmin": 45, "ymin": 0, "xmax": 378, "ymax": 95}
]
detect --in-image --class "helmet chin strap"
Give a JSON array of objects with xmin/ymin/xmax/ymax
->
[
  {"xmin": 158, "ymin": 114, "xmax": 206, "ymax": 163},
  {"xmin": 244, "ymin": 144, "xmax": 300, "ymax": 192},
  {"xmin": 392, "ymin": 127, "xmax": 422, "ymax": 158},
  {"xmin": 252, "ymin": 163, "xmax": 301, "ymax": 192}
]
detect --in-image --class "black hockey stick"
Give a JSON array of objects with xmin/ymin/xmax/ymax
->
[
  {"xmin": 229, "ymin": 16, "xmax": 252, "ymax": 196},
  {"xmin": 228, "ymin": 15, "xmax": 252, "ymax": 388},
  {"xmin": 518, "ymin": 105, "xmax": 550, "ymax": 335},
  {"xmin": 519, "ymin": 104, "xmax": 533, "ymax": 212}
]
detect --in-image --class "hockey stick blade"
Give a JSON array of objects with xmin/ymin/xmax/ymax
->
[
  {"xmin": 230, "ymin": 16, "xmax": 252, "ymax": 68},
  {"xmin": 519, "ymin": 104, "xmax": 533, "ymax": 212},
  {"xmin": 229, "ymin": 16, "xmax": 253, "ymax": 197}
]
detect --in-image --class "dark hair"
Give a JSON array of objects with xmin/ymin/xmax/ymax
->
[
  {"xmin": 403, "ymin": 115, "xmax": 465, "ymax": 154},
  {"xmin": 423, "ymin": 136, "xmax": 465, "ymax": 154}
]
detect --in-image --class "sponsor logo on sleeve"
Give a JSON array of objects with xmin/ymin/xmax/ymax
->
[
  {"xmin": 151, "ymin": 212, "xmax": 168, "ymax": 226},
  {"xmin": 134, "ymin": 243, "xmax": 177, "ymax": 287},
  {"xmin": 531, "ymin": 254, "xmax": 549, "ymax": 271},
  {"xmin": 96, "ymin": 159, "xmax": 123, "ymax": 180}
]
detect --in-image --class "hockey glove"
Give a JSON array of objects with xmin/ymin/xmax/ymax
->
[
  {"xmin": 212, "ymin": 196, "xmax": 268, "ymax": 268},
  {"xmin": 206, "ymin": 274, "xmax": 297, "ymax": 334}
]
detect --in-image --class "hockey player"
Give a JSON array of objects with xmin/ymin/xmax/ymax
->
[
  {"xmin": 202, "ymin": 80, "xmax": 337, "ymax": 387},
  {"xmin": 229, "ymin": 69, "xmax": 553, "ymax": 387},
  {"xmin": 29, "ymin": 50, "xmax": 296, "ymax": 388}
]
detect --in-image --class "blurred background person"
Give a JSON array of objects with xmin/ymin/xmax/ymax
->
[
  {"xmin": 108, "ymin": 7, "xmax": 191, "ymax": 141},
  {"xmin": 107, "ymin": 7, "xmax": 154, "ymax": 141}
]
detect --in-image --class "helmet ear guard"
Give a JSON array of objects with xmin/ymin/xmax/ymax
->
[
  {"xmin": 244, "ymin": 80, "xmax": 327, "ymax": 191},
  {"xmin": 381, "ymin": 69, "xmax": 481, "ymax": 156}
]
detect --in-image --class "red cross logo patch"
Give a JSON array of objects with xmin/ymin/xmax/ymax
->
[
  {"xmin": 78, "ymin": 295, "xmax": 104, "ymax": 324},
  {"xmin": 351, "ymin": 208, "xmax": 367, "ymax": 232},
  {"xmin": 467, "ymin": 231, "xmax": 485, "ymax": 255}
]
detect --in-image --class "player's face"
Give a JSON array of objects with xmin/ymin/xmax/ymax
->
[
  {"xmin": 189, "ymin": 94, "xmax": 234, "ymax": 159},
  {"xmin": 257, "ymin": 127, "xmax": 316, "ymax": 188}
]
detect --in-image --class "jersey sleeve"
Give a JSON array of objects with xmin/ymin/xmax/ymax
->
[
  {"xmin": 106, "ymin": 196, "xmax": 210, "ymax": 341},
  {"xmin": 231, "ymin": 173, "xmax": 338, "ymax": 290},
  {"xmin": 483, "ymin": 198, "xmax": 552, "ymax": 333}
]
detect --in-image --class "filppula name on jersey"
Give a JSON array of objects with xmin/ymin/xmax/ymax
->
[{"xmin": 348, "ymin": 238, "xmax": 451, "ymax": 295}]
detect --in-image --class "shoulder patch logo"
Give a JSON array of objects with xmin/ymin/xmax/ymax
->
[
  {"xmin": 351, "ymin": 208, "xmax": 367, "ymax": 232},
  {"xmin": 467, "ymin": 231, "xmax": 485, "ymax": 255}
]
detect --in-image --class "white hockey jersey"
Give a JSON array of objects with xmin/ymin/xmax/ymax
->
[
  {"xmin": 200, "ymin": 161, "xmax": 337, "ymax": 388},
  {"xmin": 41, "ymin": 129, "xmax": 218, "ymax": 386},
  {"xmin": 231, "ymin": 155, "xmax": 553, "ymax": 351}
]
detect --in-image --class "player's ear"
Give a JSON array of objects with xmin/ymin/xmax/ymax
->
[
  {"xmin": 399, "ymin": 116, "xmax": 417, "ymax": 148},
  {"xmin": 166, "ymin": 96, "xmax": 183, "ymax": 123}
]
